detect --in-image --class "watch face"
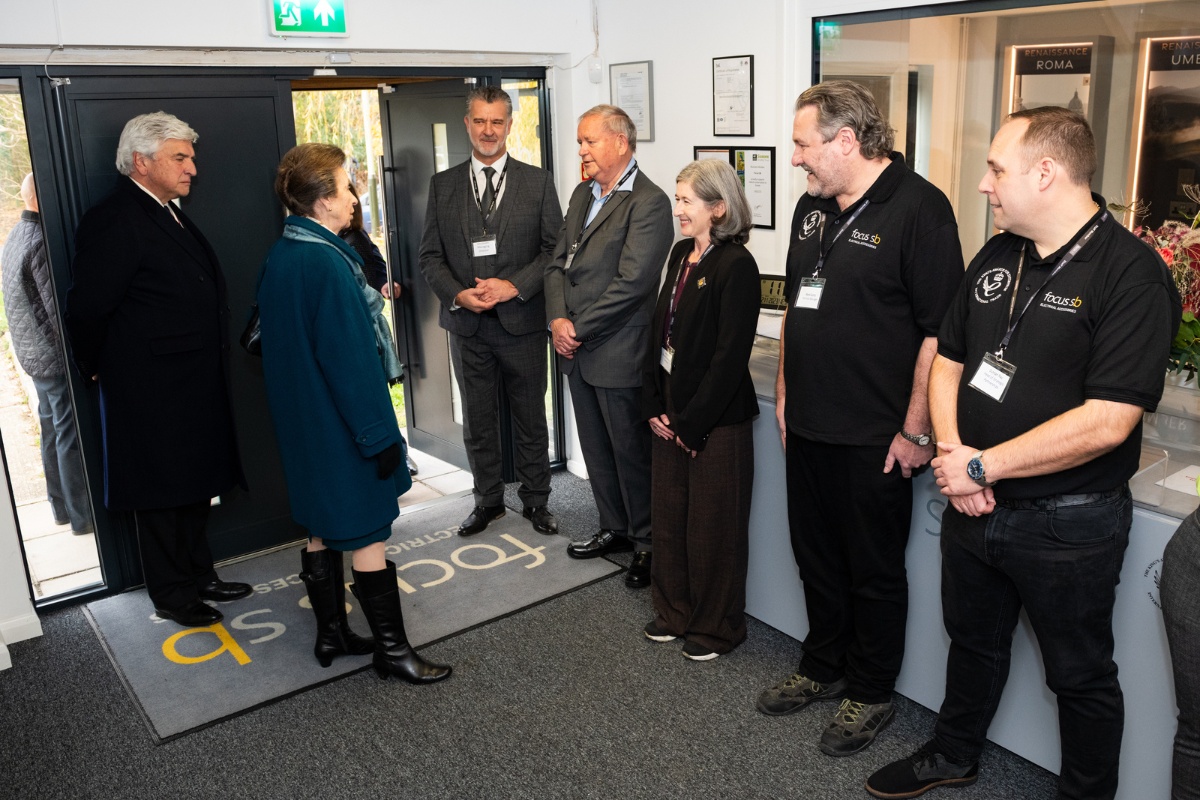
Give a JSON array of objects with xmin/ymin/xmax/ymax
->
[
  {"xmin": 967, "ymin": 458, "xmax": 984, "ymax": 480},
  {"xmin": 917, "ymin": 434, "xmax": 931, "ymax": 446}
]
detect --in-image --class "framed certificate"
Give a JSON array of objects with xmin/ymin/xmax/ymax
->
[
  {"xmin": 712, "ymin": 55, "xmax": 754, "ymax": 136},
  {"xmin": 610, "ymin": 60, "xmax": 654, "ymax": 142},
  {"xmin": 733, "ymin": 147, "xmax": 775, "ymax": 229}
]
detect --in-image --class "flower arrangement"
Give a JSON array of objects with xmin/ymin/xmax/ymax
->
[{"xmin": 1127, "ymin": 185, "xmax": 1200, "ymax": 379}]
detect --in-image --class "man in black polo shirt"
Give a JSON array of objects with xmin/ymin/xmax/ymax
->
[
  {"xmin": 866, "ymin": 108, "xmax": 1179, "ymax": 799},
  {"xmin": 755, "ymin": 81, "xmax": 964, "ymax": 756}
]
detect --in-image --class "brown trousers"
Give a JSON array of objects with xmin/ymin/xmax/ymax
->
[{"xmin": 649, "ymin": 418, "xmax": 754, "ymax": 653}]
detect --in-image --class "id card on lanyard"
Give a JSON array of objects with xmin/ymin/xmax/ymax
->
[
  {"xmin": 967, "ymin": 214, "xmax": 1105, "ymax": 402},
  {"xmin": 470, "ymin": 160, "xmax": 508, "ymax": 257},
  {"xmin": 793, "ymin": 200, "xmax": 869, "ymax": 310}
]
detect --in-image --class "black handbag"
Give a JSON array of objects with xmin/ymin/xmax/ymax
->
[{"xmin": 240, "ymin": 304, "xmax": 262, "ymax": 356}]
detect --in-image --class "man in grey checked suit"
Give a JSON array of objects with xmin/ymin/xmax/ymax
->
[
  {"xmin": 419, "ymin": 85, "xmax": 563, "ymax": 538},
  {"xmin": 545, "ymin": 104, "xmax": 673, "ymax": 588}
]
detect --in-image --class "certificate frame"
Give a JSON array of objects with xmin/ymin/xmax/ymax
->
[
  {"xmin": 609, "ymin": 60, "xmax": 654, "ymax": 143},
  {"xmin": 733, "ymin": 146, "xmax": 775, "ymax": 229},
  {"xmin": 693, "ymin": 146, "xmax": 731, "ymax": 162},
  {"xmin": 712, "ymin": 55, "xmax": 754, "ymax": 136}
]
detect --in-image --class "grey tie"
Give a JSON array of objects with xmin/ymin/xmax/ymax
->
[{"xmin": 480, "ymin": 166, "xmax": 496, "ymax": 220}]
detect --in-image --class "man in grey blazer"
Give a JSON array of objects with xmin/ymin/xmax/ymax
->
[
  {"xmin": 419, "ymin": 85, "xmax": 563, "ymax": 538},
  {"xmin": 545, "ymin": 104, "xmax": 673, "ymax": 588}
]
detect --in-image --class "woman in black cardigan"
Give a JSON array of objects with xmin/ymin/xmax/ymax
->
[{"xmin": 641, "ymin": 159, "xmax": 761, "ymax": 660}]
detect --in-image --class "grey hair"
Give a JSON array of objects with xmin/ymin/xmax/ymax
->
[
  {"xmin": 115, "ymin": 112, "xmax": 198, "ymax": 176},
  {"xmin": 579, "ymin": 104, "xmax": 637, "ymax": 152},
  {"xmin": 465, "ymin": 85, "xmax": 513, "ymax": 118},
  {"xmin": 676, "ymin": 160, "xmax": 752, "ymax": 245},
  {"xmin": 795, "ymin": 81, "xmax": 894, "ymax": 161}
]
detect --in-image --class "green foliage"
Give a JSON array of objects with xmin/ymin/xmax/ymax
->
[
  {"xmin": 389, "ymin": 381, "xmax": 407, "ymax": 429},
  {"xmin": 1171, "ymin": 313, "xmax": 1200, "ymax": 381}
]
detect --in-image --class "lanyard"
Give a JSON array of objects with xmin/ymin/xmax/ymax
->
[
  {"xmin": 811, "ymin": 199, "xmax": 870, "ymax": 277},
  {"xmin": 577, "ymin": 161, "xmax": 638, "ymax": 244},
  {"xmin": 665, "ymin": 243, "xmax": 714, "ymax": 346},
  {"xmin": 996, "ymin": 212, "xmax": 1106, "ymax": 359},
  {"xmin": 469, "ymin": 159, "xmax": 509, "ymax": 232}
]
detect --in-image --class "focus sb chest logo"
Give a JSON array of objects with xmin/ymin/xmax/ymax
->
[
  {"xmin": 849, "ymin": 228, "xmax": 881, "ymax": 250},
  {"xmin": 973, "ymin": 267, "xmax": 1012, "ymax": 303},
  {"xmin": 1040, "ymin": 290, "xmax": 1083, "ymax": 313}
]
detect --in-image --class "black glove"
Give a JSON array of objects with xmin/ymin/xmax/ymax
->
[{"xmin": 375, "ymin": 443, "xmax": 402, "ymax": 480}]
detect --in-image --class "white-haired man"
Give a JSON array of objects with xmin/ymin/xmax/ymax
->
[{"xmin": 66, "ymin": 111, "xmax": 249, "ymax": 627}]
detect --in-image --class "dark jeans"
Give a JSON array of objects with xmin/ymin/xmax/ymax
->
[
  {"xmin": 32, "ymin": 374, "xmax": 92, "ymax": 532},
  {"xmin": 786, "ymin": 436, "xmax": 912, "ymax": 703},
  {"xmin": 1162, "ymin": 509, "xmax": 1200, "ymax": 800},
  {"xmin": 932, "ymin": 487, "xmax": 1132, "ymax": 800}
]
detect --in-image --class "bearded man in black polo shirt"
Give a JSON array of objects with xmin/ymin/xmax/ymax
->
[
  {"xmin": 866, "ymin": 108, "xmax": 1179, "ymax": 800},
  {"xmin": 755, "ymin": 81, "xmax": 964, "ymax": 756}
]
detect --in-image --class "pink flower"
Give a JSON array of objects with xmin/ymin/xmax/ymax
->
[{"xmin": 1161, "ymin": 247, "xmax": 1175, "ymax": 266}]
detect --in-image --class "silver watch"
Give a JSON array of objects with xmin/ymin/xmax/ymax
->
[{"xmin": 900, "ymin": 429, "xmax": 932, "ymax": 447}]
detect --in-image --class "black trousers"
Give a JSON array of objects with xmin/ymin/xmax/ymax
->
[
  {"xmin": 134, "ymin": 499, "xmax": 218, "ymax": 610},
  {"xmin": 786, "ymin": 435, "xmax": 912, "ymax": 703}
]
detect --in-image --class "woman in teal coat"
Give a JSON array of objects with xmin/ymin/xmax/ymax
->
[{"xmin": 258, "ymin": 143, "xmax": 449, "ymax": 685}]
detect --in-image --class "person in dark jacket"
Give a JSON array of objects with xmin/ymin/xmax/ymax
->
[
  {"xmin": 339, "ymin": 182, "xmax": 416, "ymax": 476},
  {"xmin": 641, "ymin": 159, "xmax": 760, "ymax": 661},
  {"xmin": 258, "ymin": 142, "xmax": 449, "ymax": 685},
  {"xmin": 2, "ymin": 173, "xmax": 93, "ymax": 535},
  {"xmin": 65, "ymin": 112, "xmax": 249, "ymax": 628}
]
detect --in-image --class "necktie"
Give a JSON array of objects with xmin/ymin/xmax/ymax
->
[{"xmin": 480, "ymin": 166, "xmax": 496, "ymax": 220}]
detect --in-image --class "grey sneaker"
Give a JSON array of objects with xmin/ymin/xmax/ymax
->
[
  {"xmin": 818, "ymin": 698, "xmax": 895, "ymax": 756},
  {"xmin": 755, "ymin": 672, "xmax": 848, "ymax": 716},
  {"xmin": 865, "ymin": 745, "xmax": 978, "ymax": 798}
]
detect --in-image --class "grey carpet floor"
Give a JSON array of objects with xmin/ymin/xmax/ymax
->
[{"xmin": 1, "ymin": 471, "xmax": 1057, "ymax": 799}]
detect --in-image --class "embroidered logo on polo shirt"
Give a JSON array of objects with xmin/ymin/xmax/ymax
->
[
  {"xmin": 798, "ymin": 211, "xmax": 822, "ymax": 240},
  {"xmin": 849, "ymin": 228, "xmax": 881, "ymax": 249},
  {"xmin": 1040, "ymin": 291, "xmax": 1083, "ymax": 313},
  {"xmin": 973, "ymin": 267, "xmax": 1012, "ymax": 304}
]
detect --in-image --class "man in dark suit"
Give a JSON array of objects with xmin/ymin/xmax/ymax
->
[
  {"xmin": 545, "ymin": 104, "xmax": 673, "ymax": 588},
  {"xmin": 419, "ymin": 85, "xmax": 563, "ymax": 538},
  {"xmin": 66, "ymin": 111, "xmax": 249, "ymax": 627}
]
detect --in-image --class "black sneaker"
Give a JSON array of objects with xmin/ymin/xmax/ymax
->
[
  {"xmin": 681, "ymin": 640, "xmax": 719, "ymax": 661},
  {"xmin": 865, "ymin": 745, "xmax": 978, "ymax": 798},
  {"xmin": 643, "ymin": 620, "xmax": 677, "ymax": 642},
  {"xmin": 755, "ymin": 672, "xmax": 848, "ymax": 715}
]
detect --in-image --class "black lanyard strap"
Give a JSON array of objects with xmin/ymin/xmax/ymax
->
[
  {"xmin": 469, "ymin": 158, "xmax": 509, "ymax": 232},
  {"xmin": 996, "ymin": 212, "xmax": 1106, "ymax": 358},
  {"xmin": 576, "ymin": 161, "xmax": 639, "ymax": 246},
  {"xmin": 811, "ymin": 199, "xmax": 870, "ymax": 277}
]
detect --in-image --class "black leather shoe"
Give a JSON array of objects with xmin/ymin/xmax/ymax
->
[
  {"xmin": 625, "ymin": 551, "xmax": 652, "ymax": 588},
  {"xmin": 198, "ymin": 580, "xmax": 253, "ymax": 602},
  {"xmin": 566, "ymin": 530, "xmax": 633, "ymax": 559},
  {"xmin": 458, "ymin": 505, "xmax": 505, "ymax": 536},
  {"xmin": 406, "ymin": 453, "xmax": 419, "ymax": 476},
  {"xmin": 522, "ymin": 505, "xmax": 558, "ymax": 534},
  {"xmin": 155, "ymin": 600, "xmax": 223, "ymax": 627}
]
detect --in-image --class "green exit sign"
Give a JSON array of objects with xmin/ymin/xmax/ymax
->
[{"xmin": 270, "ymin": 0, "xmax": 348, "ymax": 37}]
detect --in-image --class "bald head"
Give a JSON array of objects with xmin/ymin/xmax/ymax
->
[{"xmin": 19, "ymin": 173, "xmax": 37, "ymax": 213}]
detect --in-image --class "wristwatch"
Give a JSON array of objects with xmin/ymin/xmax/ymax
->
[
  {"xmin": 900, "ymin": 429, "xmax": 932, "ymax": 447},
  {"xmin": 966, "ymin": 451, "xmax": 995, "ymax": 487}
]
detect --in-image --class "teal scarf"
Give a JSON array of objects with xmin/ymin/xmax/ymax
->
[{"xmin": 282, "ymin": 221, "xmax": 404, "ymax": 385}]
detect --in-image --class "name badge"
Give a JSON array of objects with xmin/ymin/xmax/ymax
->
[
  {"xmin": 660, "ymin": 346, "xmax": 674, "ymax": 374},
  {"xmin": 472, "ymin": 235, "xmax": 498, "ymax": 258},
  {"xmin": 968, "ymin": 352, "xmax": 1017, "ymax": 402},
  {"xmin": 794, "ymin": 277, "xmax": 826, "ymax": 310},
  {"xmin": 564, "ymin": 242, "xmax": 579, "ymax": 271}
]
